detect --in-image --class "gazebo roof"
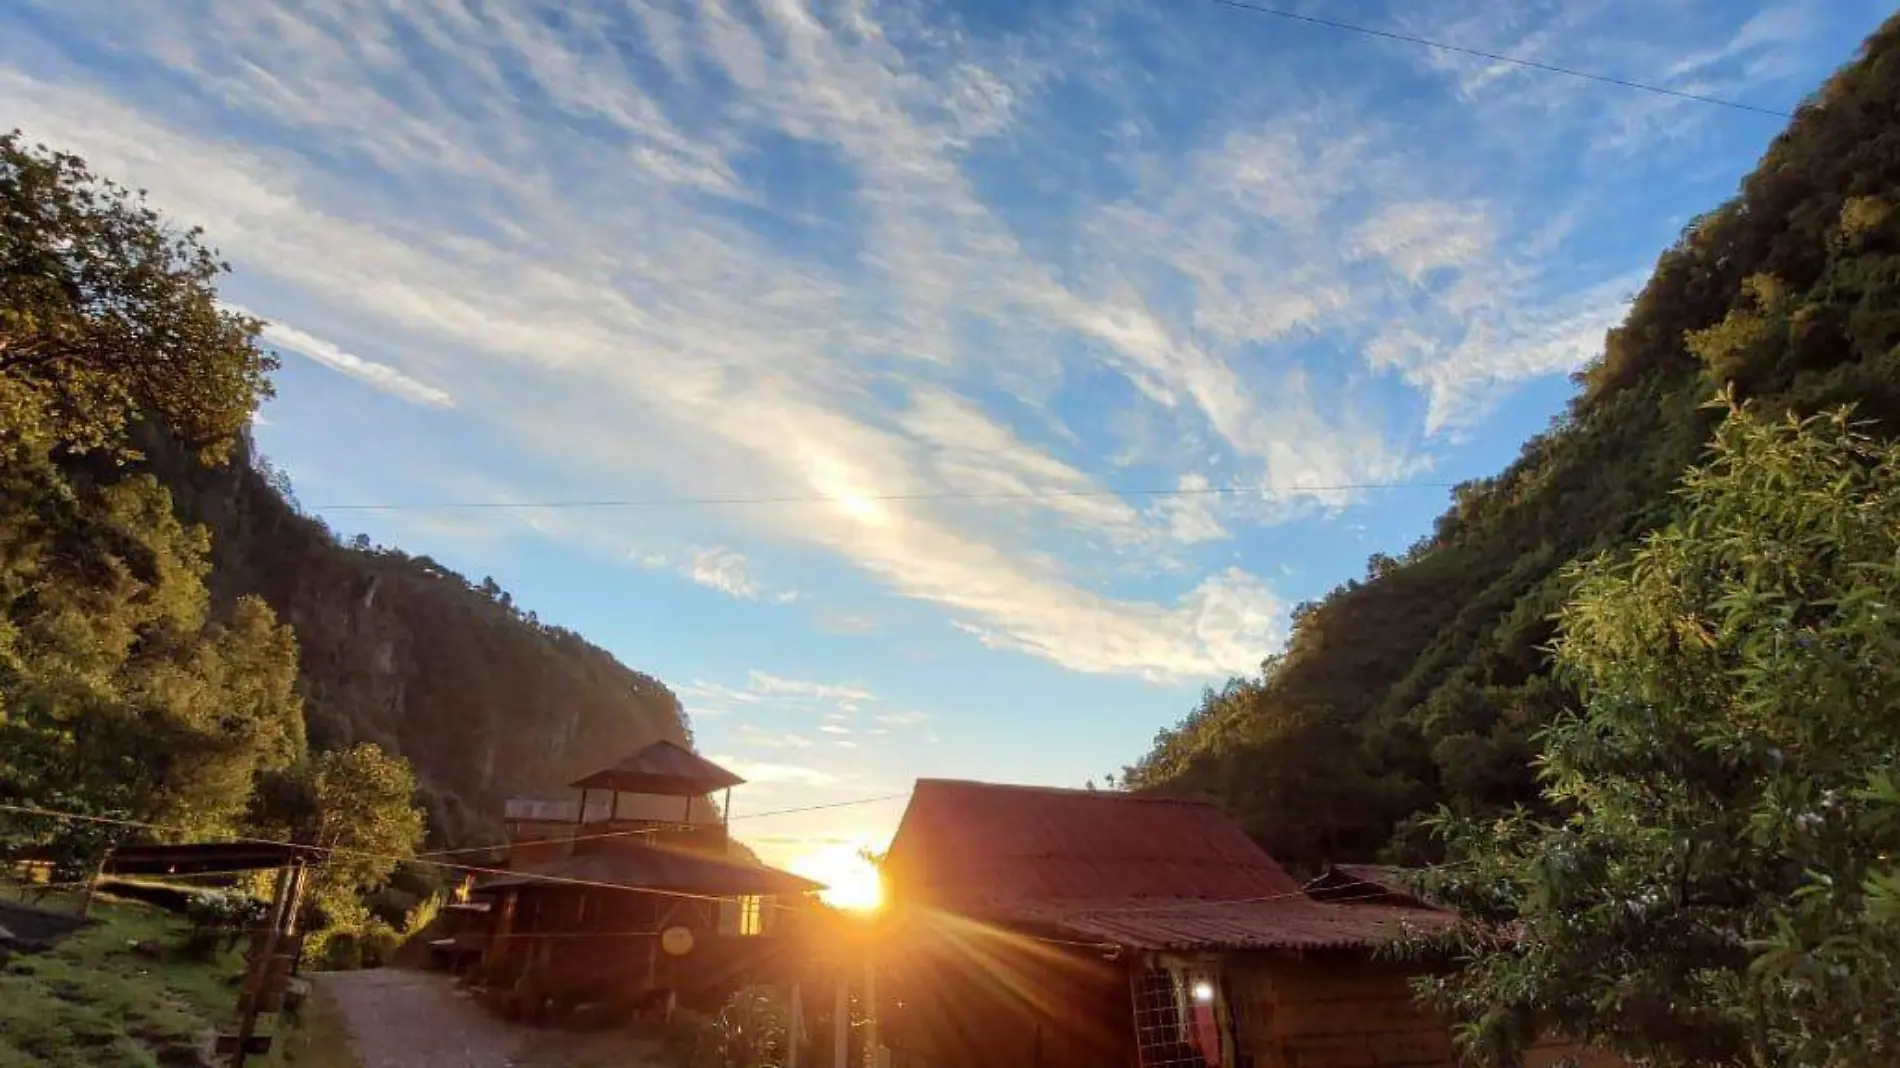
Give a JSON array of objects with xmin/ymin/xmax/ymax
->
[
  {"xmin": 472, "ymin": 840, "xmax": 820, "ymax": 896},
  {"xmin": 567, "ymin": 740, "xmax": 745, "ymax": 796}
]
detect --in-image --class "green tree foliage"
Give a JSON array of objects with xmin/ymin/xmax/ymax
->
[
  {"xmin": 5, "ymin": 126, "xmax": 690, "ymax": 867},
  {"xmin": 303, "ymin": 743, "xmax": 426, "ymax": 903},
  {"xmin": 1417, "ymin": 405, "xmax": 1900, "ymax": 1067},
  {"xmin": 1, "ymin": 133, "xmax": 303, "ymax": 847},
  {"xmin": 1127, "ymin": 12, "xmax": 1900, "ymax": 871},
  {"xmin": 0, "ymin": 130, "xmax": 273, "ymax": 463},
  {"xmin": 250, "ymin": 743, "xmax": 426, "ymax": 954}
]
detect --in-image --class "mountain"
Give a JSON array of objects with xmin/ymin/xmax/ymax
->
[
  {"xmin": 1124, "ymin": 14, "xmax": 1900, "ymax": 869},
  {"xmin": 134, "ymin": 425, "xmax": 693, "ymax": 846}
]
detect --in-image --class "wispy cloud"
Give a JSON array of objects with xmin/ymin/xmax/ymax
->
[
  {"xmin": 746, "ymin": 672, "xmax": 876, "ymax": 707},
  {"xmin": 636, "ymin": 546, "xmax": 784, "ymax": 602},
  {"xmin": 0, "ymin": 0, "xmax": 1862, "ymax": 683},
  {"xmin": 254, "ymin": 317, "xmax": 455, "ymax": 409}
]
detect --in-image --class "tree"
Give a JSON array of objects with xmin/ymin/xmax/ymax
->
[
  {"xmin": 250, "ymin": 743, "xmax": 425, "ymax": 933},
  {"xmin": 0, "ymin": 472, "xmax": 304, "ymax": 838},
  {"xmin": 1, "ymin": 128, "xmax": 313, "ymax": 857},
  {"xmin": 1418, "ymin": 403, "xmax": 1900, "ymax": 1067},
  {"xmin": 0, "ymin": 130, "xmax": 274, "ymax": 463}
]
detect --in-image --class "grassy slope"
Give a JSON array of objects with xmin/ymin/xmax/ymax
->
[{"xmin": 0, "ymin": 892, "xmax": 357, "ymax": 1068}]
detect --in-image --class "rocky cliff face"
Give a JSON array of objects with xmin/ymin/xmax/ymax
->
[{"xmin": 133, "ymin": 426, "xmax": 692, "ymax": 845}]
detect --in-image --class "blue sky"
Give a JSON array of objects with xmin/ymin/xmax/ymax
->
[{"xmin": 1, "ymin": 0, "xmax": 1887, "ymax": 871}]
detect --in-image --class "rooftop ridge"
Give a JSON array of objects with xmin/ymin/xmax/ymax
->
[{"xmin": 912, "ymin": 777, "xmax": 1221, "ymax": 805}]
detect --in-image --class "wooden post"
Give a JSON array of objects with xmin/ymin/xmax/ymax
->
[
  {"xmin": 281, "ymin": 862, "xmax": 307, "ymax": 950},
  {"xmin": 722, "ymin": 787, "xmax": 733, "ymax": 831},
  {"xmin": 834, "ymin": 971, "xmax": 850, "ymax": 1068},
  {"xmin": 76, "ymin": 848, "xmax": 114, "ymax": 918},
  {"xmin": 231, "ymin": 864, "xmax": 296, "ymax": 1068},
  {"xmin": 788, "ymin": 982, "xmax": 803, "ymax": 1068},
  {"xmin": 490, "ymin": 888, "xmax": 518, "ymax": 981},
  {"xmin": 863, "ymin": 949, "xmax": 878, "ymax": 1068}
]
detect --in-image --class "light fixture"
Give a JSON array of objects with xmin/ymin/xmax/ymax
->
[{"xmin": 1192, "ymin": 981, "xmax": 1214, "ymax": 1003}]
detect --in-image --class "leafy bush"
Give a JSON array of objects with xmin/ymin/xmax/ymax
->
[
  {"xmin": 360, "ymin": 921, "xmax": 403, "ymax": 968},
  {"xmin": 666, "ymin": 987, "xmax": 795, "ymax": 1068},
  {"xmin": 179, "ymin": 890, "xmax": 269, "ymax": 960},
  {"xmin": 1421, "ymin": 405, "xmax": 1900, "ymax": 1066},
  {"xmin": 315, "ymin": 932, "xmax": 362, "ymax": 971}
]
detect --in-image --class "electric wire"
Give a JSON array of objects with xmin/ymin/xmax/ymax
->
[
  {"xmin": 310, "ymin": 479, "xmax": 1461, "ymax": 513},
  {"xmin": 414, "ymin": 792, "xmax": 912, "ymax": 860},
  {"xmin": 3, "ymin": 800, "xmax": 1478, "ymax": 953},
  {"xmin": 1202, "ymin": 0, "xmax": 1796, "ymax": 119}
]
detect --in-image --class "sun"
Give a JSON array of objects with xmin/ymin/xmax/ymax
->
[{"xmin": 794, "ymin": 843, "xmax": 885, "ymax": 913}]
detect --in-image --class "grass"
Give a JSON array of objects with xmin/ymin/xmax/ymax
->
[{"xmin": 0, "ymin": 890, "xmax": 357, "ymax": 1068}]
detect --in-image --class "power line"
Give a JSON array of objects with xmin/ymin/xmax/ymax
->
[
  {"xmin": 417, "ymin": 792, "xmax": 912, "ymax": 860},
  {"xmin": 0, "ymin": 802, "xmax": 766, "ymax": 909},
  {"xmin": 5, "ymin": 800, "xmax": 1480, "ymax": 955},
  {"xmin": 310, "ymin": 479, "xmax": 1458, "ymax": 513},
  {"xmin": 1203, "ymin": 0, "xmax": 1796, "ymax": 120},
  {"xmin": 728, "ymin": 794, "xmax": 912, "ymax": 821}
]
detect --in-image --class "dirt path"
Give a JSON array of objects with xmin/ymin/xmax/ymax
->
[
  {"xmin": 313, "ymin": 970, "xmax": 672, "ymax": 1068},
  {"xmin": 314, "ymin": 969, "xmax": 535, "ymax": 1068}
]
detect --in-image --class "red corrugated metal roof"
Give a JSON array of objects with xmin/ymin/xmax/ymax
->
[
  {"xmin": 886, "ymin": 779, "xmax": 1302, "ymax": 907},
  {"xmin": 1007, "ymin": 898, "xmax": 1461, "ymax": 952},
  {"xmin": 884, "ymin": 780, "xmax": 1459, "ymax": 952},
  {"xmin": 1303, "ymin": 863, "xmax": 1434, "ymax": 907}
]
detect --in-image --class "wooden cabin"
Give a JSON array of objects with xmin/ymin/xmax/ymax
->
[
  {"xmin": 877, "ymin": 780, "xmax": 1617, "ymax": 1068},
  {"xmin": 468, "ymin": 742, "xmax": 824, "ymax": 1021}
]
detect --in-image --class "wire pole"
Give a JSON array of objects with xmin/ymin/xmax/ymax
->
[
  {"xmin": 862, "ymin": 948, "xmax": 879, "ymax": 1068},
  {"xmin": 833, "ymin": 971, "xmax": 849, "ymax": 1068}
]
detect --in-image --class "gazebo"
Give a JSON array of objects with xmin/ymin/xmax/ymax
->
[{"xmin": 471, "ymin": 741, "xmax": 823, "ymax": 1021}]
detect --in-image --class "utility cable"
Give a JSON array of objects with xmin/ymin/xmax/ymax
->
[
  {"xmin": 415, "ymin": 792, "xmax": 911, "ymax": 860},
  {"xmin": 0, "ymin": 802, "xmax": 770, "ymax": 909},
  {"xmin": 1203, "ymin": 0, "xmax": 1795, "ymax": 119},
  {"xmin": 310, "ymin": 479, "xmax": 1458, "ymax": 513}
]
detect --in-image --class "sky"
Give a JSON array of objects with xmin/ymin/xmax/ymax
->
[{"xmin": 1, "ymin": 0, "xmax": 1889, "ymax": 880}]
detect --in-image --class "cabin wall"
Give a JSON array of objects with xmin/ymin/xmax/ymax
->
[
  {"xmin": 881, "ymin": 927, "xmax": 1131, "ymax": 1068},
  {"xmin": 1228, "ymin": 956, "xmax": 1631, "ymax": 1068},
  {"xmin": 476, "ymin": 884, "xmax": 797, "ymax": 1014},
  {"xmin": 1230, "ymin": 955, "xmax": 1455, "ymax": 1068}
]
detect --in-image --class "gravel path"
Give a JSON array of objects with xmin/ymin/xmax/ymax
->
[
  {"xmin": 314, "ymin": 969, "xmax": 538, "ymax": 1067},
  {"xmin": 313, "ymin": 969, "xmax": 668, "ymax": 1068}
]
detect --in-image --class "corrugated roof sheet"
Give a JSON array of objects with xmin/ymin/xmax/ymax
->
[
  {"xmin": 474, "ymin": 839, "xmax": 821, "ymax": 897},
  {"xmin": 884, "ymin": 780, "xmax": 1460, "ymax": 952},
  {"xmin": 568, "ymin": 740, "xmax": 745, "ymax": 795},
  {"xmin": 886, "ymin": 779, "xmax": 1302, "ymax": 908},
  {"xmin": 1304, "ymin": 863, "xmax": 1434, "ymax": 907},
  {"xmin": 103, "ymin": 842, "xmax": 325, "ymax": 876},
  {"xmin": 1006, "ymin": 898, "xmax": 1460, "ymax": 952}
]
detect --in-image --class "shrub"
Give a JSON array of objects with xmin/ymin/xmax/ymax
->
[{"xmin": 179, "ymin": 890, "xmax": 269, "ymax": 960}]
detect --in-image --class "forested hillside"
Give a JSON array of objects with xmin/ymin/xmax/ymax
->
[
  {"xmin": 1125, "ymin": 13, "xmax": 1900, "ymax": 869},
  {"xmin": 1, "ymin": 130, "xmax": 690, "ymax": 863},
  {"xmin": 136, "ymin": 426, "xmax": 692, "ymax": 845}
]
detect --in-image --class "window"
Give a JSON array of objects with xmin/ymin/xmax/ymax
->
[{"xmin": 738, "ymin": 895, "xmax": 764, "ymax": 936}]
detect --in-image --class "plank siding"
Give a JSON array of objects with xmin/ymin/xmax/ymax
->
[{"xmin": 1230, "ymin": 956, "xmax": 1455, "ymax": 1068}]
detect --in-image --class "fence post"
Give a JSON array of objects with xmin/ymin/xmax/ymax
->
[
  {"xmin": 834, "ymin": 969, "xmax": 850, "ymax": 1068},
  {"xmin": 863, "ymin": 949, "xmax": 878, "ymax": 1068}
]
